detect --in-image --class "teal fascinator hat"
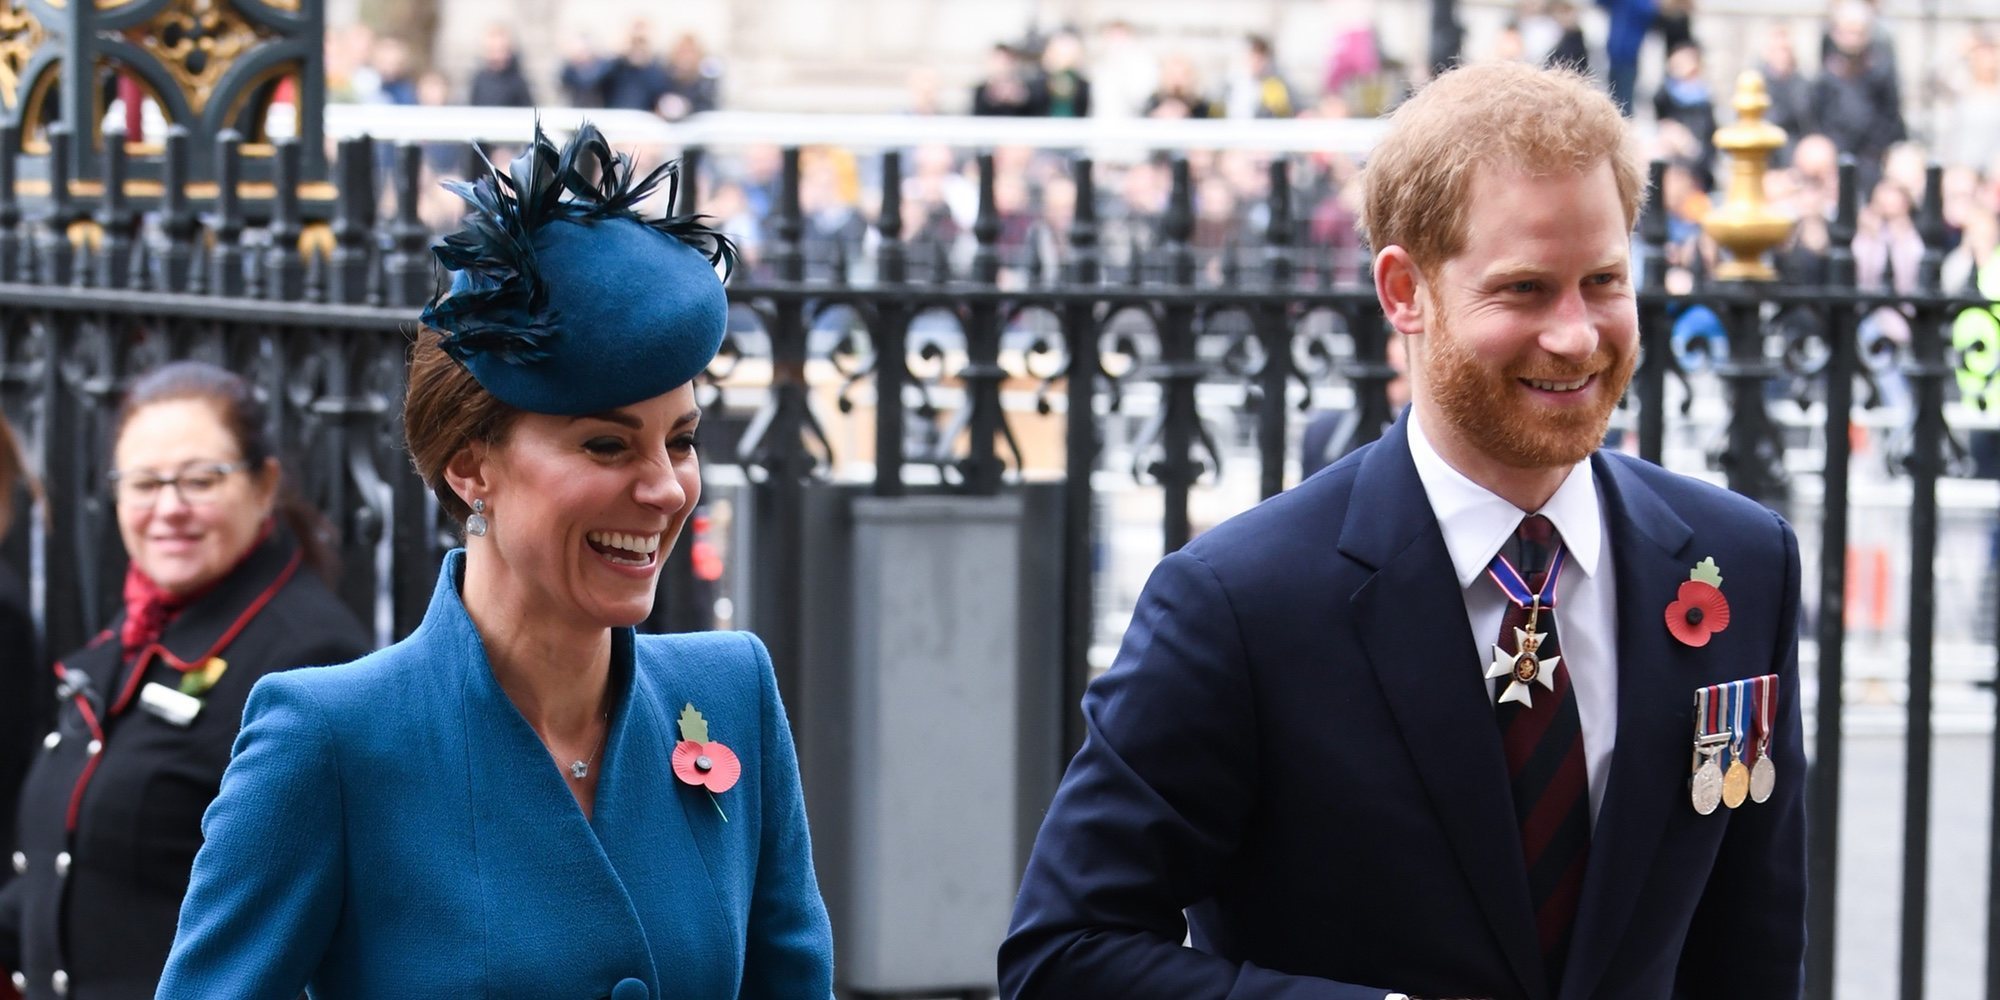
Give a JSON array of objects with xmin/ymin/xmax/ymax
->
[{"xmin": 419, "ymin": 122, "xmax": 737, "ymax": 415}]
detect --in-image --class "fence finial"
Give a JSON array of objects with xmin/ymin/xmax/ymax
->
[{"xmin": 1702, "ymin": 70, "xmax": 1795, "ymax": 282}]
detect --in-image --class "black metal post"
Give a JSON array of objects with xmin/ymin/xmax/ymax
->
[
  {"xmin": 156, "ymin": 127, "xmax": 197, "ymax": 294},
  {"xmin": 1717, "ymin": 288, "xmax": 1788, "ymax": 508},
  {"xmin": 383, "ymin": 144, "xmax": 431, "ymax": 310},
  {"xmin": 750, "ymin": 147, "xmax": 812, "ymax": 713},
  {"xmin": 329, "ymin": 136, "xmax": 375, "ymax": 306},
  {"xmin": 35, "ymin": 124, "xmax": 74, "ymax": 288},
  {"xmin": 960, "ymin": 152, "xmax": 1006, "ymax": 494},
  {"xmin": 95, "ymin": 129, "xmax": 133, "ymax": 291},
  {"xmin": 873, "ymin": 150, "xmax": 907, "ymax": 498},
  {"xmin": 1256, "ymin": 159, "xmax": 1293, "ymax": 500},
  {"xmin": 1896, "ymin": 163, "xmax": 1950, "ymax": 1000},
  {"xmin": 0, "ymin": 123, "xmax": 20, "ymax": 283},
  {"xmin": 264, "ymin": 139, "xmax": 305, "ymax": 302},
  {"xmin": 1807, "ymin": 155, "xmax": 1860, "ymax": 1000},
  {"xmin": 1637, "ymin": 160, "xmax": 1670, "ymax": 465},
  {"xmin": 1061, "ymin": 157, "xmax": 1102, "ymax": 758},
  {"xmin": 211, "ymin": 132, "xmax": 247, "ymax": 299},
  {"xmin": 1154, "ymin": 157, "xmax": 1199, "ymax": 553}
]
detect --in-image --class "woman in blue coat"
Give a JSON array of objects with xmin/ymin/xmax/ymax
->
[{"xmin": 157, "ymin": 124, "xmax": 835, "ymax": 1000}]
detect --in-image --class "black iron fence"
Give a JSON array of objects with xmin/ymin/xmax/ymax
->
[{"xmin": 0, "ymin": 124, "xmax": 1996, "ymax": 1000}]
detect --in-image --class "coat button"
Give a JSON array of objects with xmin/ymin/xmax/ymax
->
[
  {"xmin": 10, "ymin": 851, "xmax": 23, "ymax": 874},
  {"xmin": 611, "ymin": 978, "xmax": 648, "ymax": 1000},
  {"xmin": 8, "ymin": 970, "xmax": 22, "ymax": 991},
  {"xmin": 42, "ymin": 731, "xmax": 59, "ymax": 750},
  {"xmin": 86, "ymin": 738, "xmax": 103, "ymax": 756},
  {"xmin": 54, "ymin": 851, "xmax": 70, "ymax": 877},
  {"xmin": 51, "ymin": 969, "xmax": 70, "ymax": 996}
]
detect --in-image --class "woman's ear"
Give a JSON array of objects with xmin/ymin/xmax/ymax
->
[
  {"xmin": 441, "ymin": 440, "xmax": 493, "ymax": 512},
  {"xmin": 1373, "ymin": 245, "xmax": 1430, "ymax": 338}
]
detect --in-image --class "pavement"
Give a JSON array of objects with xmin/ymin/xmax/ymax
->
[{"xmin": 1829, "ymin": 720, "xmax": 1992, "ymax": 999}]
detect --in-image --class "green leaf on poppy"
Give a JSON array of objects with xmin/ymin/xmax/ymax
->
[
  {"xmin": 1690, "ymin": 557, "xmax": 1723, "ymax": 588},
  {"xmin": 678, "ymin": 703, "xmax": 709, "ymax": 744}
]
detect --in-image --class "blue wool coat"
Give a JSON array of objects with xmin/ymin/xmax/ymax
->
[{"xmin": 156, "ymin": 551, "xmax": 834, "ymax": 1000}]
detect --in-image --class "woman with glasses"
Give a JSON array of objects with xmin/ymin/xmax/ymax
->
[{"xmin": 0, "ymin": 361, "xmax": 369, "ymax": 1000}]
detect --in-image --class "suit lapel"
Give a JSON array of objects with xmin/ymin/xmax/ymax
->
[
  {"xmin": 1557, "ymin": 454, "xmax": 1695, "ymax": 1000},
  {"xmin": 1339, "ymin": 420, "xmax": 1548, "ymax": 1000}
]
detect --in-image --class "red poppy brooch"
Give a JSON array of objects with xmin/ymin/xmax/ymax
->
[
  {"xmin": 1666, "ymin": 557, "xmax": 1731, "ymax": 647},
  {"xmin": 673, "ymin": 703, "xmax": 741, "ymax": 820}
]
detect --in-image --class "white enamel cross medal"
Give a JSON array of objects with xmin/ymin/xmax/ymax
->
[{"xmin": 1486, "ymin": 601, "xmax": 1559, "ymax": 708}]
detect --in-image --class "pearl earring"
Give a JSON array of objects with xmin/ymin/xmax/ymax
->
[{"xmin": 466, "ymin": 498, "xmax": 489, "ymax": 537}]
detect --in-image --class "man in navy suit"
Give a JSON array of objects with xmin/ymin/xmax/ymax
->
[{"xmin": 1000, "ymin": 62, "xmax": 1806, "ymax": 1000}]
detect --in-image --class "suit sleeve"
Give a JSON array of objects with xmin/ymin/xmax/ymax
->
[
  {"xmin": 1675, "ymin": 511, "xmax": 1808, "ymax": 997},
  {"xmin": 738, "ymin": 633, "xmax": 836, "ymax": 1000},
  {"xmin": 999, "ymin": 551, "xmax": 1390, "ymax": 1000},
  {"xmin": 156, "ymin": 673, "xmax": 346, "ymax": 1000}
]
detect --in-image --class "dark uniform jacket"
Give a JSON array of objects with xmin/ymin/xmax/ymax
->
[{"xmin": 0, "ymin": 534, "xmax": 368, "ymax": 1000}]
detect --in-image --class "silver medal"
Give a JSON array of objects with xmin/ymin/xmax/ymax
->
[
  {"xmin": 1750, "ymin": 752, "xmax": 1776, "ymax": 804},
  {"xmin": 1691, "ymin": 754, "xmax": 1724, "ymax": 815}
]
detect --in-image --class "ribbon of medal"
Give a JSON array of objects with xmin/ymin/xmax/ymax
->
[{"xmin": 1482, "ymin": 545, "xmax": 1569, "ymax": 709}]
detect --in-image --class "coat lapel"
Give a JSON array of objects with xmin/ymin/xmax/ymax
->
[
  {"xmin": 590, "ymin": 632, "xmax": 736, "ymax": 991},
  {"xmin": 423, "ymin": 553, "xmax": 662, "ymax": 987},
  {"xmin": 1557, "ymin": 454, "xmax": 1695, "ymax": 1000},
  {"xmin": 1338, "ymin": 420, "xmax": 1548, "ymax": 1000}
]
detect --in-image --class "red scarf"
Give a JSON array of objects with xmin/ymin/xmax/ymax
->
[
  {"xmin": 119, "ymin": 565, "xmax": 186, "ymax": 661},
  {"xmin": 118, "ymin": 519, "xmax": 276, "ymax": 661}
]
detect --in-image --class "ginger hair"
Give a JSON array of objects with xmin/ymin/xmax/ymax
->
[{"xmin": 1359, "ymin": 62, "xmax": 1648, "ymax": 277}]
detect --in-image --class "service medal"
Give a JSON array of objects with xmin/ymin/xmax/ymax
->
[
  {"xmin": 1691, "ymin": 750, "xmax": 1725, "ymax": 815},
  {"xmin": 1749, "ymin": 674, "xmax": 1778, "ymax": 804},
  {"xmin": 1689, "ymin": 686, "xmax": 1730, "ymax": 816},
  {"xmin": 1721, "ymin": 680, "xmax": 1751, "ymax": 809}
]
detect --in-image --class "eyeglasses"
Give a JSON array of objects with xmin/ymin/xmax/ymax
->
[{"xmin": 106, "ymin": 462, "xmax": 249, "ymax": 508}]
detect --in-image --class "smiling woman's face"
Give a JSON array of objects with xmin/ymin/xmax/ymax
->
[
  {"xmin": 463, "ymin": 383, "xmax": 702, "ymax": 630},
  {"xmin": 113, "ymin": 399, "xmax": 278, "ymax": 597}
]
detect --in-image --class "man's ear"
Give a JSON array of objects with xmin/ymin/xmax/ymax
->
[
  {"xmin": 441, "ymin": 440, "xmax": 493, "ymax": 512},
  {"xmin": 1373, "ymin": 245, "xmax": 1430, "ymax": 337}
]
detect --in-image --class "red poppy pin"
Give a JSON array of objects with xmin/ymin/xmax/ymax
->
[
  {"xmin": 1666, "ymin": 557, "xmax": 1731, "ymax": 647},
  {"xmin": 673, "ymin": 703, "xmax": 741, "ymax": 821}
]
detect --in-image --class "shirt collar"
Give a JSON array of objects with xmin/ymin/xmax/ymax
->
[{"xmin": 1406, "ymin": 410, "xmax": 1603, "ymax": 590}]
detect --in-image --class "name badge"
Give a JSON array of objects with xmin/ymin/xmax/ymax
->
[{"xmin": 139, "ymin": 681, "xmax": 203, "ymax": 727}]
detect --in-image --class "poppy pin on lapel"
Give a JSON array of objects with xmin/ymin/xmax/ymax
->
[
  {"xmin": 1666, "ymin": 557, "xmax": 1731, "ymax": 647},
  {"xmin": 673, "ymin": 703, "xmax": 740, "ymax": 821},
  {"xmin": 177, "ymin": 656, "xmax": 228, "ymax": 698}
]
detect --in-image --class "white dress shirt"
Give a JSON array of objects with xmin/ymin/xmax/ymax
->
[{"xmin": 1405, "ymin": 412, "xmax": 1620, "ymax": 823}]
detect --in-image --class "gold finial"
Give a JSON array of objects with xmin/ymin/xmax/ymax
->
[{"xmin": 1701, "ymin": 71, "xmax": 1797, "ymax": 281}]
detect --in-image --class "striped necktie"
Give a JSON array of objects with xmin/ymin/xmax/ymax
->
[{"xmin": 1493, "ymin": 513, "xmax": 1590, "ymax": 990}]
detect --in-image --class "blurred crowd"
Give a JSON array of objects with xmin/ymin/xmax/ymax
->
[{"xmin": 318, "ymin": 2, "xmax": 2000, "ymax": 308}]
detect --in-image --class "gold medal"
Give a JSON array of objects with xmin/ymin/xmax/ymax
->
[{"xmin": 1722, "ymin": 759, "xmax": 1750, "ymax": 809}]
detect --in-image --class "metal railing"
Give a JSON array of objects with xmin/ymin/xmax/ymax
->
[{"xmin": 0, "ymin": 121, "xmax": 1996, "ymax": 999}]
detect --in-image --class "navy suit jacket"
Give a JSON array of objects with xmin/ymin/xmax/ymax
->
[{"xmin": 1001, "ymin": 418, "xmax": 1806, "ymax": 1000}]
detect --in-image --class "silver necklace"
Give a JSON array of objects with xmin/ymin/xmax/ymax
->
[{"xmin": 565, "ymin": 713, "xmax": 610, "ymax": 780}]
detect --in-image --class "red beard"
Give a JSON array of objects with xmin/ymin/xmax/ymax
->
[{"xmin": 1420, "ymin": 302, "xmax": 1636, "ymax": 470}]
